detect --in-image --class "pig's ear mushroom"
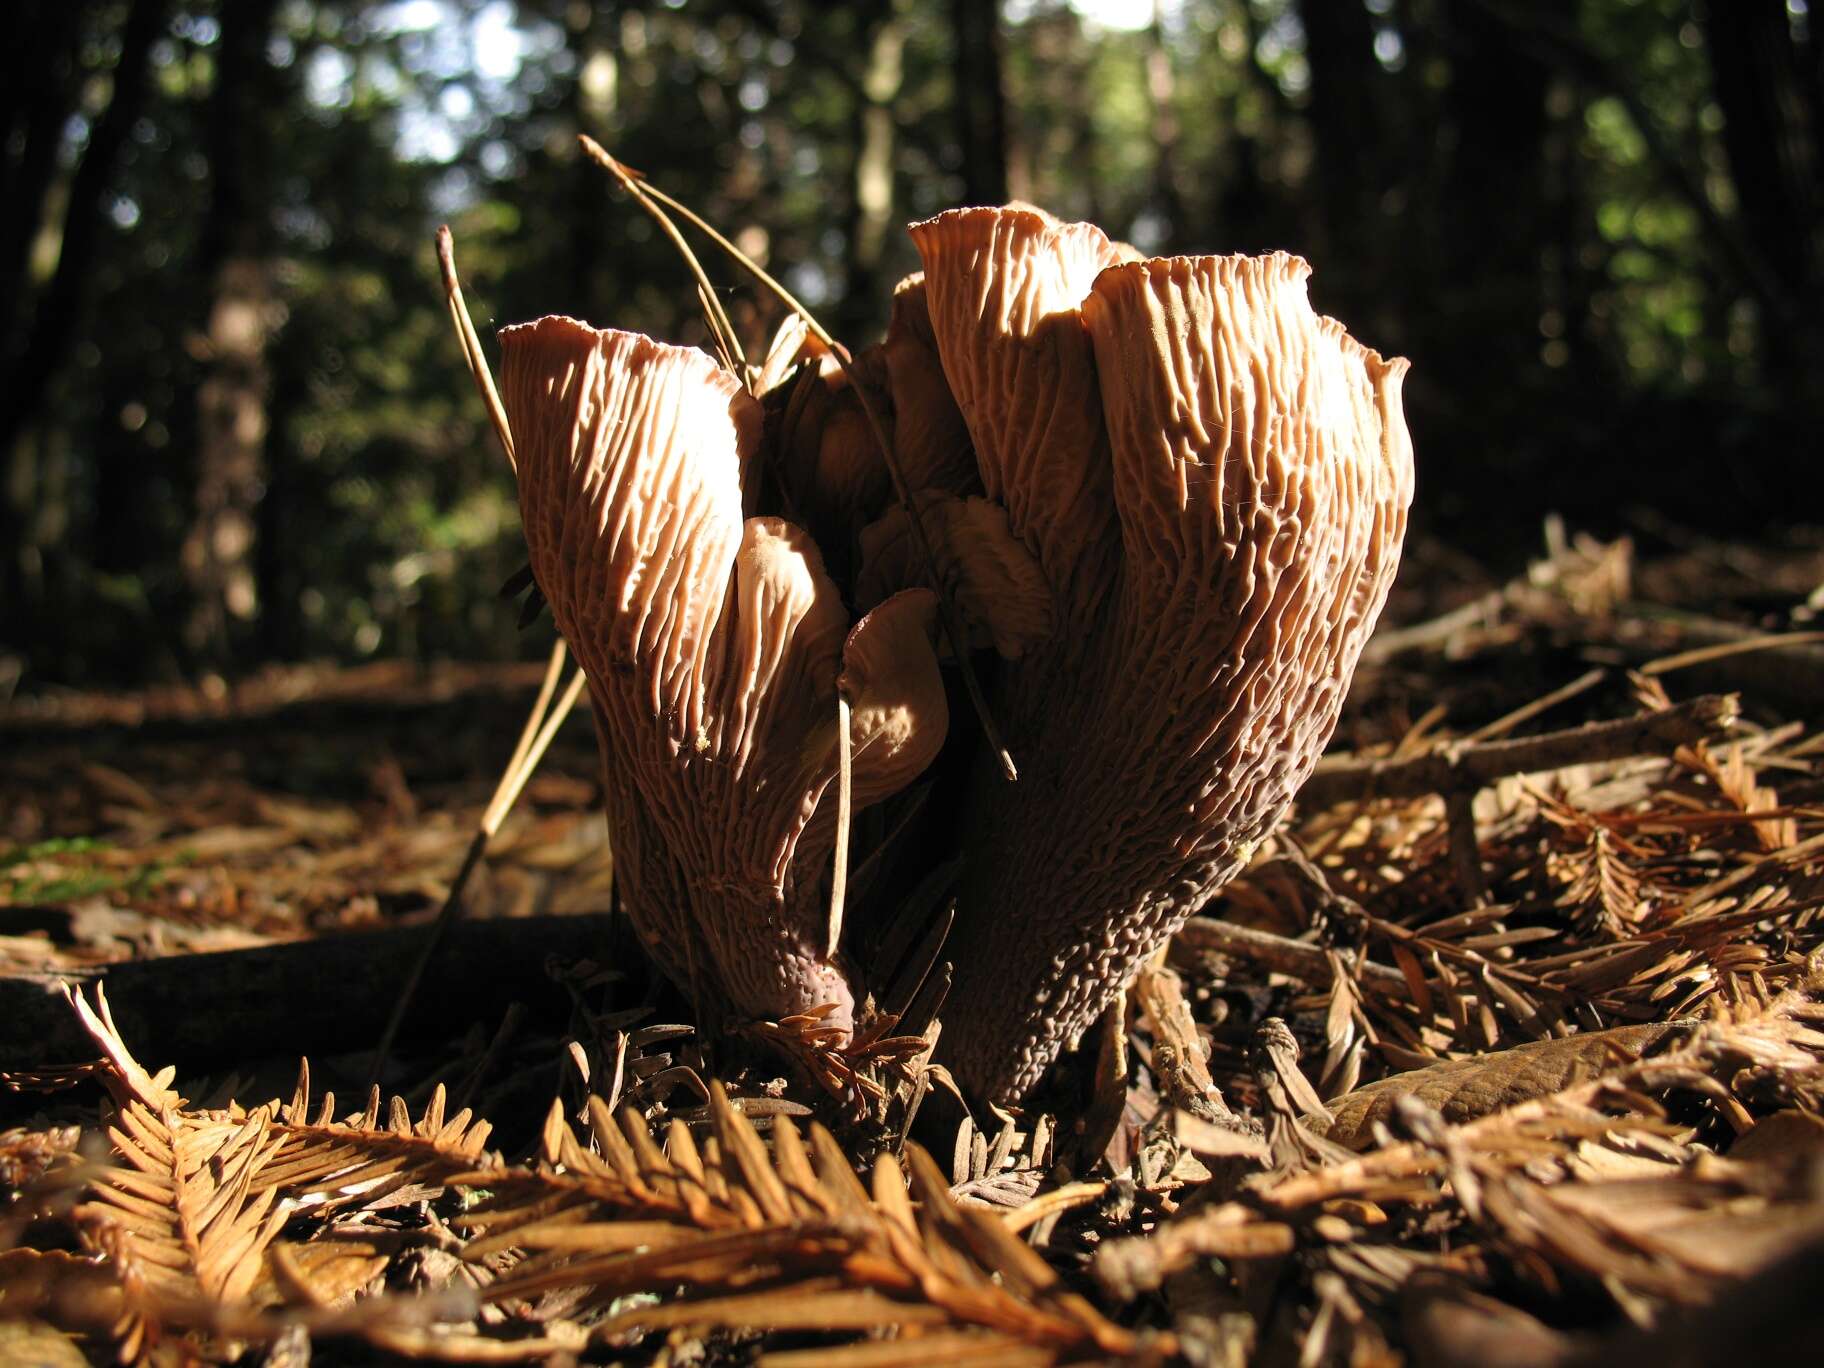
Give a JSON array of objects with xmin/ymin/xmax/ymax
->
[
  {"xmin": 773, "ymin": 344, "xmax": 894, "ymax": 575},
  {"xmin": 881, "ymin": 273, "xmax": 979, "ymax": 498},
  {"xmin": 498, "ymin": 316, "xmax": 946, "ymax": 1047},
  {"xmin": 908, "ymin": 207, "xmax": 1128, "ymax": 603},
  {"xmin": 920, "ymin": 247, "xmax": 1414, "ymax": 1104}
]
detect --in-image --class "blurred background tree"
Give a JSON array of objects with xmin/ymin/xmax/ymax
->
[{"xmin": 2, "ymin": 0, "xmax": 1817, "ymax": 690}]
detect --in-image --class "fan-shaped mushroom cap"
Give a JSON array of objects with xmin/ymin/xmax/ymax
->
[
  {"xmin": 881, "ymin": 274, "xmax": 979, "ymax": 497},
  {"xmin": 499, "ymin": 316, "xmax": 948, "ymax": 1040},
  {"xmin": 762, "ymin": 281, "xmax": 980, "ymax": 574},
  {"xmin": 775, "ymin": 344, "xmax": 894, "ymax": 574},
  {"xmin": 905, "ymin": 216, "xmax": 1413, "ymax": 1102},
  {"xmin": 908, "ymin": 207, "xmax": 1128, "ymax": 602}
]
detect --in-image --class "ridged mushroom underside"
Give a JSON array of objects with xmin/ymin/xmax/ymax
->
[
  {"xmin": 908, "ymin": 208, "xmax": 1126, "ymax": 607},
  {"xmin": 500, "ymin": 316, "xmax": 947, "ymax": 1040},
  {"xmin": 909, "ymin": 216, "xmax": 1414, "ymax": 1103}
]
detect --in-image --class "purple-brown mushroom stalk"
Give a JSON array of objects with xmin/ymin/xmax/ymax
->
[
  {"xmin": 498, "ymin": 316, "xmax": 948, "ymax": 1044},
  {"xmin": 904, "ymin": 208, "xmax": 1414, "ymax": 1103}
]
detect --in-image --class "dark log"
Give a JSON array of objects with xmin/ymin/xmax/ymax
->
[{"xmin": 0, "ymin": 914, "xmax": 616, "ymax": 1074}]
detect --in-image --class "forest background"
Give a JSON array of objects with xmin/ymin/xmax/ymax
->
[{"xmin": 2, "ymin": 0, "xmax": 1819, "ymax": 690}]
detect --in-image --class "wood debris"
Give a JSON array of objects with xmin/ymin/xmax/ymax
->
[{"xmin": 4, "ymin": 529, "xmax": 1824, "ymax": 1361}]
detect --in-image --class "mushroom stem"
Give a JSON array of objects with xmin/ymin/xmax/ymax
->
[
  {"xmin": 828, "ymin": 691, "xmax": 853, "ymax": 959},
  {"xmin": 578, "ymin": 135, "xmax": 1018, "ymax": 784}
]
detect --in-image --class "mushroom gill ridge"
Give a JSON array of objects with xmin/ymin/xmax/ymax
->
[
  {"xmin": 908, "ymin": 224, "xmax": 1414, "ymax": 1103},
  {"xmin": 908, "ymin": 207, "xmax": 1127, "ymax": 609},
  {"xmin": 499, "ymin": 316, "xmax": 948, "ymax": 1045}
]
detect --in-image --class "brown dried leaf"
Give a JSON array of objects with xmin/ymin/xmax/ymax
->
[{"xmin": 1316, "ymin": 1023, "xmax": 1691, "ymax": 1148}]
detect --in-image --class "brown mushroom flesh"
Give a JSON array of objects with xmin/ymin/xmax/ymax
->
[
  {"xmin": 908, "ymin": 211, "xmax": 1413, "ymax": 1102},
  {"xmin": 499, "ymin": 316, "xmax": 947, "ymax": 1042}
]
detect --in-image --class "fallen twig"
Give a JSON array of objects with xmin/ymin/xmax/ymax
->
[
  {"xmin": 1133, "ymin": 961, "xmax": 1237, "ymax": 1124},
  {"xmin": 1299, "ymin": 692, "xmax": 1738, "ymax": 808},
  {"xmin": 1174, "ymin": 919, "xmax": 1407, "ymax": 990}
]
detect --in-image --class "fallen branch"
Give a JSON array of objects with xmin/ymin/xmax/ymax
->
[
  {"xmin": 1299, "ymin": 692, "xmax": 1738, "ymax": 809},
  {"xmin": 1598, "ymin": 604, "xmax": 1824, "ymax": 710},
  {"xmin": 0, "ymin": 659, "xmax": 552, "ymax": 734},
  {"xmin": 1174, "ymin": 918, "xmax": 1407, "ymax": 990},
  {"xmin": 0, "ymin": 914, "xmax": 612, "ymax": 1074}
]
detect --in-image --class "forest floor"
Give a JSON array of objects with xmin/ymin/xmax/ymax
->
[{"xmin": 2, "ymin": 520, "xmax": 1823, "ymax": 1365}]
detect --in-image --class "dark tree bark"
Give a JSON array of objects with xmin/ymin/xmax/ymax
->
[
  {"xmin": 0, "ymin": 3, "xmax": 89, "ymax": 339},
  {"xmin": 1431, "ymin": 0, "xmax": 1568, "ymax": 386},
  {"xmin": 0, "ymin": 0, "xmax": 168, "ymax": 650},
  {"xmin": 180, "ymin": 0, "xmax": 282, "ymax": 663},
  {"xmin": 1225, "ymin": 0, "xmax": 1301, "ymax": 254},
  {"xmin": 1702, "ymin": 0, "xmax": 1820, "ymax": 373},
  {"xmin": 951, "ymin": 0, "xmax": 1008, "ymax": 206},
  {"xmin": 838, "ymin": 2, "xmax": 908, "ymax": 339},
  {"xmin": 1299, "ymin": 0, "xmax": 1386, "ymax": 273}
]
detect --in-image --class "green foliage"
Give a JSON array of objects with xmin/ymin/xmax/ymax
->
[
  {"xmin": 1, "ymin": 0, "xmax": 1816, "ymax": 687},
  {"xmin": 0, "ymin": 838, "xmax": 190, "ymax": 904}
]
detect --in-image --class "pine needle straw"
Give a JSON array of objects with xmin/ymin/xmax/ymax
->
[
  {"xmin": 436, "ymin": 225, "xmax": 516, "ymax": 471},
  {"xmin": 369, "ymin": 643, "xmax": 584, "ymax": 1086},
  {"xmin": 1642, "ymin": 628, "xmax": 1824, "ymax": 676},
  {"xmin": 828, "ymin": 692, "xmax": 853, "ymax": 958}
]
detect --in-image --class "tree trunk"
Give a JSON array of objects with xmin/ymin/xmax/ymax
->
[
  {"xmin": 839, "ymin": 3, "xmax": 908, "ymax": 338},
  {"xmin": 180, "ymin": 0, "xmax": 282, "ymax": 665},
  {"xmin": 951, "ymin": 0, "xmax": 1008, "ymax": 206},
  {"xmin": 568, "ymin": 0, "xmax": 615, "ymax": 327},
  {"xmin": 0, "ymin": 0, "xmax": 166, "ymax": 444},
  {"xmin": 1142, "ymin": 0, "xmax": 1187, "ymax": 251},
  {"xmin": 0, "ymin": 3, "xmax": 88, "ymax": 341},
  {"xmin": 0, "ymin": 0, "xmax": 167, "ymax": 655},
  {"xmin": 1701, "ymin": 0, "xmax": 1820, "ymax": 375},
  {"xmin": 1299, "ymin": 0, "xmax": 1385, "ymax": 280},
  {"xmin": 1432, "ymin": 0, "xmax": 1566, "ymax": 387}
]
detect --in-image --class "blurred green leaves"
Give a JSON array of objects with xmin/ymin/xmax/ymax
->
[{"xmin": 3, "ymin": 0, "xmax": 1816, "ymax": 686}]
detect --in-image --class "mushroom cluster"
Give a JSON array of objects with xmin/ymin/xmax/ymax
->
[{"xmin": 497, "ymin": 207, "xmax": 1413, "ymax": 1108}]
